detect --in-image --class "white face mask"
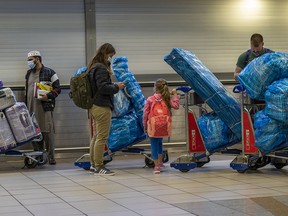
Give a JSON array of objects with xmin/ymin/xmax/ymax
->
[{"xmin": 107, "ymin": 57, "xmax": 112, "ymax": 63}]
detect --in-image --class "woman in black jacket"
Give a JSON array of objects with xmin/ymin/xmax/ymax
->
[{"xmin": 87, "ymin": 43, "xmax": 125, "ymax": 176}]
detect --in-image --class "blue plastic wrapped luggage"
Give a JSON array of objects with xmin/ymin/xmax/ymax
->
[
  {"xmin": 265, "ymin": 78, "xmax": 288, "ymax": 123},
  {"xmin": 254, "ymin": 110, "xmax": 288, "ymax": 152},
  {"xmin": 108, "ymin": 112, "xmax": 144, "ymax": 152},
  {"xmin": 112, "ymin": 90, "xmax": 133, "ymax": 117},
  {"xmin": 238, "ymin": 52, "xmax": 288, "ymax": 100},
  {"xmin": 197, "ymin": 112, "xmax": 239, "ymax": 152},
  {"xmin": 112, "ymin": 57, "xmax": 146, "ymax": 126},
  {"xmin": 0, "ymin": 80, "xmax": 3, "ymax": 89},
  {"xmin": 164, "ymin": 48, "xmax": 241, "ymax": 140}
]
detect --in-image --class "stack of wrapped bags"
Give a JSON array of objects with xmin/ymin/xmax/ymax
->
[
  {"xmin": 238, "ymin": 52, "xmax": 288, "ymax": 153},
  {"xmin": 108, "ymin": 57, "xmax": 146, "ymax": 152},
  {"xmin": 0, "ymin": 86, "xmax": 40, "ymax": 153},
  {"xmin": 74, "ymin": 59, "xmax": 146, "ymax": 153},
  {"xmin": 164, "ymin": 48, "xmax": 241, "ymax": 153}
]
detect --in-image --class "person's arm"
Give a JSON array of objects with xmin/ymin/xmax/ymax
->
[
  {"xmin": 234, "ymin": 66, "xmax": 242, "ymax": 81},
  {"xmin": 234, "ymin": 52, "xmax": 246, "ymax": 81},
  {"xmin": 142, "ymin": 97, "xmax": 152, "ymax": 132},
  {"xmin": 170, "ymin": 89, "xmax": 180, "ymax": 110},
  {"xmin": 95, "ymin": 64, "xmax": 120, "ymax": 95}
]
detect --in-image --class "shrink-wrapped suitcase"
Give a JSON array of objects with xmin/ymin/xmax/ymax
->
[
  {"xmin": 0, "ymin": 88, "xmax": 17, "ymax": 111},
  {"xmin": 4, "ymin": 102, "xmax": 36, "ymax": 143},
  {"xmin": 0, "ymin": 112, "xmax": 17, "ymax": 153}
]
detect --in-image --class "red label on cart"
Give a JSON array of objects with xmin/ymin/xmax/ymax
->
[
  {"xmin": 188, "ymin": 112, "xmax": 206, "ymax": 152},
  {"xmin": 243, "ymin": 111, "xmax": 258, "ymax": 154}
]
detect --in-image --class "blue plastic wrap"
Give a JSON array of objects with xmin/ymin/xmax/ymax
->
[
  {"xmin": 0, "ymin": 80, "xmax": 3, "ymax": 89},
  {"xmin": 197, "ymin": 112, "xmax": 240, "ymax": 152},
  {"xmin": 238, "ymin": 52, "xmax": 288, "ymax": 99},
  {"xmin": 265, "ymin": 78, "xmax": 288, "ymax": 123},
  {"xmin": 112, "ymin": 90, "xmax": 133, "ymax": 117},
  {"xmin": 164, "ymin": 48, "xmax": 241, "ymax": 140},
  {"xmin": 112, "ymin": 57, "xmax": 146, "ymax": 126},
  {"xmin": 108, "ymin": 112, "xmax": 145, "ymax": 152},
  {"xmin": 73, "ymin": 66, "xmax": 87, "ymax": 77},
  {"xmin": 254, "ymin": 110, "xmax": 288, "ymax": 152}
]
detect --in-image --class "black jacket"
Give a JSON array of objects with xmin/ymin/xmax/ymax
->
[
  {"xmin": 25, "ymin": 64, "xmax": 61, "ymax": 111},
  {"xmin": 90, "ymin": 63, "xmax": 119, "ymax": 110}
]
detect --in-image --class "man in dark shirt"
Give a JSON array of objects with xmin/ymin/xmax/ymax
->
[
  {"xmin": 25, "ymin": 50, "xmax": 61, "ymax": 165},
  {"xmin": 234, "ymin": 33, "xmax": 273, "ymax": 81}
]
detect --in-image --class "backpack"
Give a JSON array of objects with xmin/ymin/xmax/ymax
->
[
  {"xmin": 244, "ymin": 48, "xmax": 271, "ymax": 66},
  {"xmin": 69, "ymin": 66, "xmax": 96, "ymax": 109},
  {"xmin": 147, "ymin": 96, "xmax": 172, "ymax": 138}
]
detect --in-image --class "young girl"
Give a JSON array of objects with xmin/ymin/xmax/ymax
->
[{"xmin": 143, "ymin": 79, "xmax": 179, "ymax": 174}]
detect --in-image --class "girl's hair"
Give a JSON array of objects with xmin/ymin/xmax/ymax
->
[
  {"xmin": 86, "ymin": 43, "xmax": 116, "ymax": 73},
  {"xmin": 154, "ymin": 79, "xmax": 171, "ymax": 113}
]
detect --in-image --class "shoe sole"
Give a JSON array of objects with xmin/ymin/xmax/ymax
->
[{"xmin": 94, "ymin": 173, "xmax": 115, "ymax": 176}]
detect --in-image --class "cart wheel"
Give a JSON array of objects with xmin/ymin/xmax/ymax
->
[
  {"xmin": 179, "ymin": 169, "xmax": 190, "ymax": 173},
  {"xmin": 145, "ymin": 154, "xmax": 155, "ymax": 168},
  {"xmin": 24, "ymin": 157, "xmax": 37, "ymax": 168},
  {"xmin": 163, "ymin": 150, "xmax": 169, "ymax": 163},
  {"xmin": 196, "ymin": 157, "xmax": 210, "ymax": 167},
  {"xmin": 254, "ymin": 156, "xmax": 271, "ymax": 169},
  {"xmin": 274, "ymin": 163, "xmax": 285, "ymax": 170},
  {"xmin": 37, "ymin": 153, "xmax": 48, "ymax": 166},
  {"xmin": 237, "ymin": 169, "xmax": 247, "ymax": 173}
]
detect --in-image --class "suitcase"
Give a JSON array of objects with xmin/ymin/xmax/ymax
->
[
  {"xmin": 0, "ymin": 88, "xmax": 17, "ymax": 111},
  {"xmin": 4, "ymin": 102, "xmax": 36, "ymax": 143},
  {"xmin": 0, "ymin": 112, "xmax": 17, "ymax": 153}
]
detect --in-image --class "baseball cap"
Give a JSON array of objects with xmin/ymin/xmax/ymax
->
[{"xmin": 27, "ymin": 50, "xmax": 41, "ymax": 58}]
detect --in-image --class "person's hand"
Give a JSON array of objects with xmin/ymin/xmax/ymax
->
[
  {"xmin": 171, "ymin": 88, "xmax": 177, "ymax": 96},
  {"xmin": 117, "ymin": 82, "xmax": 125, "ymax": 90},
  {"xmin": 39, "ymin": 94, "xmax": 49, "ymax": 101}
]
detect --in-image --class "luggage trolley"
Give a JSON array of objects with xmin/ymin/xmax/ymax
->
[
  {"xmin": 0, "ymin": 86, "xmax": 47, "ymax": 169},
  {"xmin": 1, "ymin": 112, "xmax": 47, "ymax": 169},
  {"xmin": 170, "ymin": 86, "xmax": 210, "ymax": 172},
  {"xmin": 170, "ymin": 86, "xmax": 242, "ymax": 172},
  {"xmin": 74, "ymin": 118, "xmax": 169, "ymax": 170},
  {"xmin": 230, "ymin": 85, "xmax": 288, "ymax": 173}
]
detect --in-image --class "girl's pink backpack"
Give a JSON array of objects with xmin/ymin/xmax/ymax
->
[{"xmin": 147, "ymin": 97, "xmax": 172, "ymax": 138}]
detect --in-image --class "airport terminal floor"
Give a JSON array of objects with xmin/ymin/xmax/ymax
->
[{"xmin": 0, "ymin": 152, "xmax": 288, "ymax": 216}]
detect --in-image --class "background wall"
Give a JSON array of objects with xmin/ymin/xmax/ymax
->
[{"xmin": 1, "ymin": 0, "xmax": 288, "ymax": 86}]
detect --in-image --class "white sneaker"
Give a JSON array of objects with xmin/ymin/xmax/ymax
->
[{"xmin": 89, "ymin": 166, "xmax": 96, "ymax": 173}]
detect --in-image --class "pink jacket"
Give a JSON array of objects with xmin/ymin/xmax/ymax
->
[{"xmin": 142, "ymin": 93, "xmax": 180, "ymax": 129}]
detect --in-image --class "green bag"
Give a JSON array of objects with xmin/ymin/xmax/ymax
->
[{"xmin": 69, "ymin": 67, "xmax": 95, "ymax": 109}]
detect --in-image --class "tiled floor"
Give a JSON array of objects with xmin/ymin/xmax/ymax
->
[{"xmin": 0, "ymin": 152, "xmax": 288, "ymax": 216}]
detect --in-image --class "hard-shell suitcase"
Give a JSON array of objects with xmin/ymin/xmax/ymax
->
[
  {"xmin": 0, "ymin": 88, "xmax": 17, "ymax": 111},
  {"xmin": 0, "ymin": 112, "xmax": 17, "ymax": 153},
  {"xmin": 4, "ymin": 102, "xmax": 36, "ymax": 143}
]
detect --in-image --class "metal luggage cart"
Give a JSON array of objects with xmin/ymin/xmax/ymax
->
[
  {"xmin": 74, "ymin": 135, "xmax": 169, "ymax": 170},
  {"xmin": 2, "ymin": 113, "xmax": 47, "ymax": 169},
  {"xmin": 230, "ymin": 85, "xmax": 288, "ymax": 173},
  {"xmin": 170, "ymin": 86, "xmax": 241, "ymax": 172}
]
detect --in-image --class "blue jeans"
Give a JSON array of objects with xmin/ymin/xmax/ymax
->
[{"xmin": 150, "ymin": 137, "xmax": 163, "ymax": 160}]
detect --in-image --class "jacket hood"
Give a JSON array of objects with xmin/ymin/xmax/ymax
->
[{"xmin": 153, "ymin": 93, "xmax": 162, "ymax": 100}]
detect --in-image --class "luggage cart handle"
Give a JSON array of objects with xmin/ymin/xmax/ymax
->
[
  {"xmin": 233, "ymin": 84, "xmax": 245, "ymax": 93},
  {"xmin": 176, "ymin": 86, "xmax": 193, "ymax": 93}
]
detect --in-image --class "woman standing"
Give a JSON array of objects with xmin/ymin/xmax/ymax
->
[{"xmin": 88, "ymin": 43, "xmax": 125, "ymax": 176}]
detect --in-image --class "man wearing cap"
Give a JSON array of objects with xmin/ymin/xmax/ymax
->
[{"xmin": 25, "ymin": 50, "xmax": 61, "ymax": 165}]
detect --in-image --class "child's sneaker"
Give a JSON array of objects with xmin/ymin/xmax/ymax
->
[
  {"xmin": 154, "ymin": 166, "xmax": 160, "ymax": 174},
  {"xmin": 89, "ymin": 166, "xmax": 96, "ymax": 174},
  {"xmin": 95, "ymin": 166, "xmax": 115, "ymax": 176},
  {"xmin": 159, "ymin": 162, "xmax": 165, "ymax": 169}
]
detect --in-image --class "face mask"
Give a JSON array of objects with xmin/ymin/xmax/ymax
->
[
  {"xmin": 27, "ymin": 60, "xmax": 36, "ymax": 69},
  {"xmin": 107, "ymin": 57, "xmax": 112, "ymax": 63}
]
